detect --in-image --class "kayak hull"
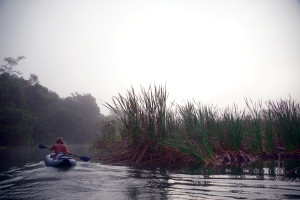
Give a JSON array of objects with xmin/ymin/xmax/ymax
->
[{"xmin": 44, "ymin": 153, "xmax": 76, "ymax": 167}]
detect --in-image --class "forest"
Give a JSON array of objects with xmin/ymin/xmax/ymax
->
[{"xmin": 0, "ymin": 57, "xmax": 103, "ymax": 146}]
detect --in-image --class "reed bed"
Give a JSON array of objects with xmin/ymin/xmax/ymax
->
[
  {"xmin": 94, "ymin": 85, "xmax": 300, "ymax": 167},
  {"xmin": 267, "ymin": 98, "xmax": 300, "ymax": 151}
]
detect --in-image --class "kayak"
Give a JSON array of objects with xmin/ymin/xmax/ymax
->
[{"xmin": 44, "ymin": 153, "xmax": 76, "ymax": 167}]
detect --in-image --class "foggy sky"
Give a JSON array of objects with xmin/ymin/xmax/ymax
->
[{"xmin": 0, "ymin": 0, "xmax": 300, "ymax": 115}]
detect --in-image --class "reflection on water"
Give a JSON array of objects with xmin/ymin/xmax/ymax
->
[
  {"xmin": 183, "ymin": 159, "xmax": 300, "ymax": 182},
  {"xmin": 0, "ymin": 147, "xmax": 299, "ymax": 199}
]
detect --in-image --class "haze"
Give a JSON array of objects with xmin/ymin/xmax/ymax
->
[{"xmin": 0, "ymin": 0, "xmax": 299, "ymax": 115}]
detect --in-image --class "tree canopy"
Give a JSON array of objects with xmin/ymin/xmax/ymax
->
[{"xmin": 0, "ymin": 57, "xmax": 104, "ymax": 146}]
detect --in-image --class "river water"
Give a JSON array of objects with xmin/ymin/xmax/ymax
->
[{"xmin": 0, "ymin": 146, "xmax": 299, "ymax": 199}]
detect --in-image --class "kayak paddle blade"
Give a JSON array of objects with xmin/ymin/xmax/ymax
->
[
  {"xmin": 80, "ymin": 156, "xmax": 90, "ymax": 162},
  {"xmin": 39, "ymin": 144, "xmax": 48, "ymax": 149},
  {"xmin": 70, "ymin": 154, "xmax": 90, "ymax": 162}
]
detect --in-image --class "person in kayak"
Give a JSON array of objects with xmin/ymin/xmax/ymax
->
[{"xmin": 50, "ymin": 137, "xmax": 71, "ymax": 157}]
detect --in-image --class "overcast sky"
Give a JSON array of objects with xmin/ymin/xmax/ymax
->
[{"xmin": 1, "ymin": 0, "xmax": 299, "ymax": 115}]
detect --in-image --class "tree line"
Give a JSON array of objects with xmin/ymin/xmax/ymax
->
[{"xmin": 0, "ymin": 56, "xmax": 104, "ymax": 146}]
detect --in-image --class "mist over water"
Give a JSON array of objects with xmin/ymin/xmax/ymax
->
[{"xmin": 0, "ymin": 146, "xmax": 299, "ymax": 199}]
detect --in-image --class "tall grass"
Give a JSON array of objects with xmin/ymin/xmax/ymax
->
[
  {"xmin": 263, "ymin": 108, "xmax": 275, "ymax": 153},
  {"xmin": 105, "ymin": 85, "xmax": 170, "ymax": 147},
  {"xmin": 140, "ymin": 85, "xmax": 168, "ymax": 146},
  {"xmin": 221, "ymin": 105, "xmax": 245, "ymax": 151},
  {"xmin": 104, "ymin": 85, "xmax": 179, "ymax": 164},
  {"xmin": 105, "ymin": 87, "xmax": 141, "ymax": 146},
  {"xmin": 267, "ymin": 98, "xmax": 300, "ymax": 151},
  {"xmin": 172, "ymin": 101, "xmax": 215, "ymax": 163},
  {"xmin": 98, "ymin": 84, "xmax": 300, "ymax": 166},
  {"xmin": 93, "ymin": 118, "xmax": 121, "ymax": 150},
  {"xmin": 245, "ymin": 98, "xmax": 263, "ymax": 154}
]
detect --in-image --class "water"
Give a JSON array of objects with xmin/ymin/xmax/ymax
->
[{"xmin": 0, "ymin": 146, "xmax": 299, "ymax": 199}]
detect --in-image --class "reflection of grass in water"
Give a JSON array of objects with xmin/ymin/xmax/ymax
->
[
  {"xmin": 281, "ymin": 160, "xmax": 300, "ymax": 180},
  {"xmin": 173, "ymin": 159, "xmax": 300, "ymax": 181},
  {"xmin": 97, "ymin": 84, "xmax": 300, "ymax": 166}
]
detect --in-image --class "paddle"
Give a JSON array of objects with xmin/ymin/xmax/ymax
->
[{"xmin": 39, "ymin": 144, "xmax": 91, "ymax": 162}]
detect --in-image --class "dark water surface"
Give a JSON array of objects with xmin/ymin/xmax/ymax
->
[{"xmin": 0, "ymin": 146, "xmax": 299, "ymax": 199}]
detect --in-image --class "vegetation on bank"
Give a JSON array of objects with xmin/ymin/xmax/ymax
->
[
  {"xmin": 93, "ymin": 85, "xmax": 300, "ymax": 167},
  {"xmin": 0, "ymin": 57, "xmax": 103, "ymax": 146}
]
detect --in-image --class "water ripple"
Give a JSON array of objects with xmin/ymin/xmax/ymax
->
[{"xmin": 0, "ymin": 160, "xmax": 299, "ymax": 199}]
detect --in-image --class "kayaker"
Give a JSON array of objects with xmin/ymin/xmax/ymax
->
[{"xmin": 50, "ymin": 137, "xmax": 71, "ymax": 156}]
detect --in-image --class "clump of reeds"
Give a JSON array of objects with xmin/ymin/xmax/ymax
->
[
  {"xmin": 163, "ymin": 101, "xmax": 215, "ymax": 163},
  {"xmin": 262, "ymin": 108, "xmax": 275, "ymax": 153},
  {"xmin": 267, "ymin": 97, "xmax": 300, "ymax": 151},
  {"xmin": 106, "ymin": 85, "xmax": 170, "ymax": 147},
  {"xmin": 221, "ymin": 105, "xmax": 245, "ymax": 151},
  {"xmin": 244, "ymin": 98, "xmax": 263, "ymax": 154},
  {"xmin": 104, "ymin": 85, "xmax": 189, "ymax": 165}
]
